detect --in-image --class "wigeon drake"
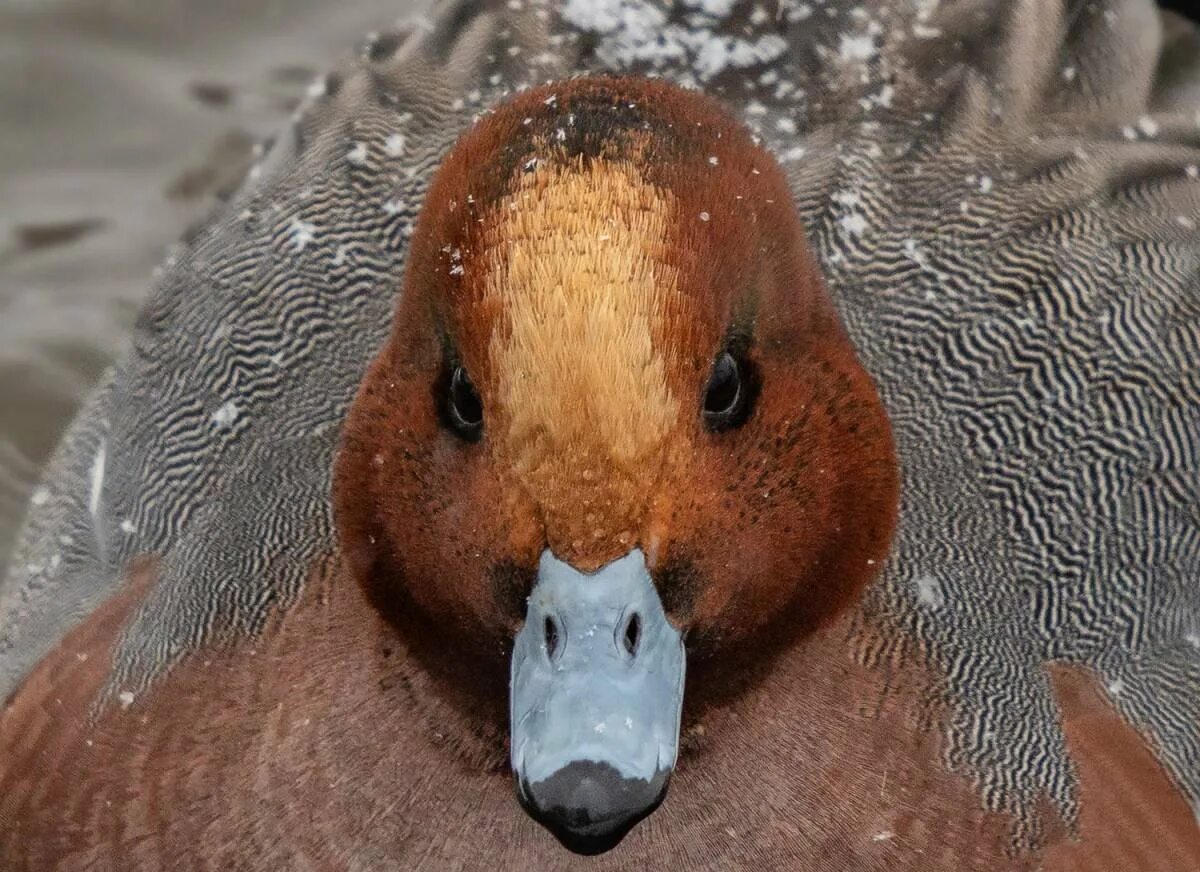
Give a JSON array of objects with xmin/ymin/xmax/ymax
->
[{"xmin": 2, "ymin": 1, "xmax": 1200, "ymax": 869}]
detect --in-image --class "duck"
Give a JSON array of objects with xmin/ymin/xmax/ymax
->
[{"xmin": 2, "ymin": 0, "xmax": 1199, "ymax": 869}]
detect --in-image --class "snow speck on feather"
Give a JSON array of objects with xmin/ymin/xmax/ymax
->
[
  {"xmin": 346, "ymin": 142, "xmax": 368, "ymax": 166},
  {"xmin": 211, "ymin": 401, "xmax": 240, "ymax": 429},
  {"xmin": 914, "ymin": 575, "xmax": 944, "ymax": 609},
  {"xmin": 88, "ymin": 440, "xmax": 106, "ymax": 524},
  {"xmin": 384, "ymin": 133, "xmax": 406, "ymax": 157},
  {"xmin": 290, "ymin": 219, "xmax": 317, "ymax": 251},
  {"xmin": 1136, "ymin": 115, "xmax": 1160, "ymax": 138},
  {"xmin": 560, "ymin": 0, "xmax": 788, "ymax": 81},
  {"xmin": 838, "ymin": 212, "xmax": 868, "ymax": 236},
  {"xmin": 839, "ymin": 33, "xmax": 877, "ymax": 63}
]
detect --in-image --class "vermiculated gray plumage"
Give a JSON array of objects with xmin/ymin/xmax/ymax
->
[{"xmin": 2, "ymin": 0, "xmax": 1198, "ymax": 846}]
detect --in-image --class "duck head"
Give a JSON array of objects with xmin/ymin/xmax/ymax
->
[{"xmin": 334, "ymin": 76, "xmax": 899, "ymax": 855}]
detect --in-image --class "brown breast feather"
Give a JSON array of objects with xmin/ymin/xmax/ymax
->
[{"xmin": 3, "ymin": 557, "xmax": 1197, "ymax": 870}]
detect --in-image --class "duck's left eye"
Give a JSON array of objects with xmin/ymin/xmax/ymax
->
[
  {"xmin": 703, "ymin": 351, "xmax": 750, "ymax": 431},
  {"xmin": 447, "ymin": 366, "xmax": 483, "ymax": 441}
]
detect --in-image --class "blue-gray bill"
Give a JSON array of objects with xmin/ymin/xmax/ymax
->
[{"xmin": 510, "ymin": 549, "xmax": 686, "ymax": 854}]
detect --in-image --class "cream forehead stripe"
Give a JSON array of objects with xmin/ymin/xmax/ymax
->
[{"xmin": 475, "ymin": 158, "xmax": 689, "ymax": 549}]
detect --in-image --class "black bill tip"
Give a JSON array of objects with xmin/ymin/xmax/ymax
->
[{"xmin": 518, "ymin": 760, "xmax": 670, "ymax": 855}]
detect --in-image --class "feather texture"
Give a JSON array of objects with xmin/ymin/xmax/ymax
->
[{"xmin": 2, "ymin": 0, "xmax": 1198, "ymax": 849}]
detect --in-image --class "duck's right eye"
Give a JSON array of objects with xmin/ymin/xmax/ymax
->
[
  {"xmin": 703, "ymin": 351, "xmax": 752, "ymax": 431},
  {"xmin": 704, "ymin": 353, "xmax": 741, "ymax": 417},
  {"xmin": 446, "ymin": 366, "xmax": 483, "ymax": 441}
]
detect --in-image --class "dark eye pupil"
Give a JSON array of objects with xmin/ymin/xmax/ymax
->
[
  {"xmin": 703, "ymin": 352, "xmax": 742, "ymax": 418},
  {"xmin": 449, "ymin": 366, "xmax": 483, "ymax": 433}
]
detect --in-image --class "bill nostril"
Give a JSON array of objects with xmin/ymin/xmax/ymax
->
[
  {"xmin": 621, "ymin": 612, "xmax": 641, "ymax": 657},
  {"xmin": 544, "ymin": 615, "xmax": 561, "ymax": 661}
]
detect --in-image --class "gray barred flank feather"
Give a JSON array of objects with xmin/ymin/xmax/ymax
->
[{"xmin": 2, "ymin": 0, "xmax": 1198, "ymax": 849}]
